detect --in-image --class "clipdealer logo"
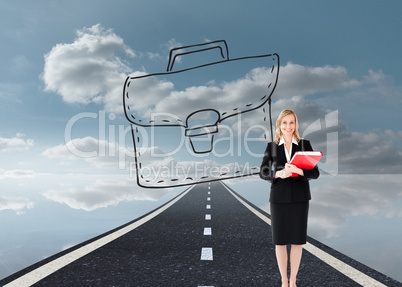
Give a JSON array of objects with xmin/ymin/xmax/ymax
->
[{"xmin": 63, "ymin": 109, "xmax": 338, "ymax": 178}]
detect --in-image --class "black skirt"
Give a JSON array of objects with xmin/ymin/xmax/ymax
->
[{"xmin": 270, "ymin": 201, "xmax": 309, "ymax": 245}]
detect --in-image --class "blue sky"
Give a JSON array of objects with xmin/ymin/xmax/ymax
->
[{"xmin": 1, "ymin": 0, "xmax": 402, "ymax": 282}]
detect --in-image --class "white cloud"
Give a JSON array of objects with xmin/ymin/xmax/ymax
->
[
  {"xmin": 42, "ymin": 136, "xmax": 173, "ymax": 170},
  {"xmin": 46, "ymin": 93, "xmax": 402, "ymax": 177},
  {"xmin": 0, "ymin": 196, "xmax": 34, "ymax": 215},
  {"xmin": 42, "ymin": 24, "xmax": 367, "ymax": 123},
  {"xmin": 125, "ymin": 61, "xmax": 358, "ymax": 120},
  {"xmin": 151, "ymin": 66, "xmax": 272, "ymax": 119},
  {"xmin": 384, "ymin": 130, "xmax": 402, "ymax": 141},
  {"xmin": 363, "ymin": 69, "xmax": 386, "ymax": 83},
  {"xmin": 161, "ymin": 38, "xmax": 184, "ymax": 63},
  {"xmin": 42, "ymin": 142, "xmax": 76, "ymax": 160},
  {"xmin": 257, "ymin": 96, "xmax": 402, "ymax": 174},
  {"xmin": 124, "ymin": 61, "xmax": 361, "ymax": 131},
  {"xmin": 42, "ymin": 136, "xmax": 134, "ymax": 169},
  {"xmin": 42, "ymin": 24, "xmax": 135, "ymax": 112},
  {"xmin": 0, "ymin": 133, "xmax": 34, "ymax": 151},
  {"xmin": 225, "ymin": 174, "xmax": 261, "ymax": 185},
  {"xmin": 41, "ymin": 135, "xmax": 263, "ymax": 185},
  {"xmin": 274, "ymin": 62, "xmax": 361, "ymax": 98},
  {"xmin": 0, "ymin": 168, "xmax": 37, "ymax": 180},
  {"xmin": 42, "ymin": 35, "xmax": 402, "ymax": 176},
  {"xmin": 228, "ymin": 174, "xmax": 402, "ymax": 239},
  {"xmin": 162, "ymin": 38, "xmax": 184, "ymax": 53},
  {"xmin": 74, "ymin": 100, "xmax": 402, "ymax": 176},
  {"xmin": 42, "ymin": 178, "xmax": 171, "ymax": 211},
  {"xmin": 336, "ymin": 129, "xmax": 402, "ymax": 173},
  {"xmin": 40, "ymin": 159, "xmax": 259, "ymax": 211},
  {"xmin": 308, "ymin": 175, "xmax": 402, "ymax": 238},
  {"xmin": 144, "ymin": 52, "xmax": 161, "ymax": 60}
]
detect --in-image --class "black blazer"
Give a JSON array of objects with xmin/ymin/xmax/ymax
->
[{"xmin": 260, "ymin": 139, "xmax": 320, "ymax": 203}]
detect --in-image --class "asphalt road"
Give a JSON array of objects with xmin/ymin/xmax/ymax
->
[{"xmin": 1, "ymin": 181, "xmax": 400, "ymax": 287}]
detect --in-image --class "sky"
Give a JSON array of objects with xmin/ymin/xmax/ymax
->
[{"xmin": 1, "ymin": 0, "xmax": 402, "ymax": 282}]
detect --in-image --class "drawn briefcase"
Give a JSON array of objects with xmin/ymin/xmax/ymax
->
[{"xmin": 123, "ymin": 40, "xmax": 279, "ymax": 188}]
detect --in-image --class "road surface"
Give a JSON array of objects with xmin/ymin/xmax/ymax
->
[{"xmin": 1, "ymin": 181, "xmax": 400, "ymax": 286}]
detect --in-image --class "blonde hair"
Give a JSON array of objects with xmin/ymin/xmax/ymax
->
[{"xmin": 274, "ymin": 109, "xmax": 301, "ymax": 144}]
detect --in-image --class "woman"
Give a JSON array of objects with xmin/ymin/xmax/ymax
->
[{"xmin": 260, "ymin": 109, "xmax": 320, "ymax": 287}]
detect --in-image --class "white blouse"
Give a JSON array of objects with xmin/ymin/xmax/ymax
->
[{"xmin": 278, "ymin": 136, "xmax": 299, "ymax": 162}]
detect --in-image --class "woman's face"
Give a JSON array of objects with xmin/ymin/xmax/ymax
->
[{"xmin": 280, "ymin": 114, "xmax": 296, "ymax": 137}]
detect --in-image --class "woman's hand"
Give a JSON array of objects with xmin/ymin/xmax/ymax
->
[
  {"xmin": 275, "ymin": 169, "xmax": 292, "ymax": 179},
  {"xmin": 285, "ymin": 163, "xmax": 304, "ymax": 176}
]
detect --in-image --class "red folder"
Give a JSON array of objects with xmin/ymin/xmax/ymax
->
[{"xmin": 288, "ymin": 151, "xmax": 323, "ymax": 177}]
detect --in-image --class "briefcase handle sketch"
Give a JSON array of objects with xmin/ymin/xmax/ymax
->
[
  {"xmin": 123, "ymin": 40, "xmax": 279, "ymax": 188},
  {"xmin": 166, "ymin": 40, "xmax": 229, "ymax": 72}
]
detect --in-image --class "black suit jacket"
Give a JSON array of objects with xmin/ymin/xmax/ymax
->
[{"xmin": 260, "ymin": 139, "xmax": 320, "ymax": 203}]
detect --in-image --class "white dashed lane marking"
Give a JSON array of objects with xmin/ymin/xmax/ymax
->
[
  {"xmin": 200, "ymin": 248, "xmax": 213, "ymax": 260},
  {"xmin": 198, "ymin": 185, "xmax": 215, "ymax": 286}
]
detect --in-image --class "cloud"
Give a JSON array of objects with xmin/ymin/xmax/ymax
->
[
  {"xmin": 0, "ymin": 196, "xmax": 34, "ymax": 215},
  {"xmin": 42, "ymin": 136, "xmax": 182, "ymax": 171},
  {"xmin": 44, "ymin": 25, "xmax": 362, "ymax": 119},
  {"xmin": 228, "ymin": 174, "xmax": 402, "ymax": 240},
  {"xmin": 385, "ymin": 130, "xmax": 402, "ymax": 141},
  {"xmin": 123, "ymin": 61, "xmax": 362, "ymax": 134},
  {"xmin": 151, "ymin": 66, "xmax": 273, "ymax": 118},
  {"xmin": 41, "ymin": 27, "xmax": 185, "ymax": 113},
  {"xmin": 41, "ymin": 158, "xmax": 258, "ymax": 211},
  {"xmin": 162, "ymin": 38, "xmax": 183, "ymax": 52},
  {"xmin": 293, "ymin": 108, "xmax": 402, "ymax": 174},
  {"xmin": 42, "ymin": 24, "xmax": 135, "ymax": 112},
  {"xmin": 42, "ymin": 178, "xmax": 171, "ymax": 211},
  {"xmin": 0, "ymin": 133, "xmax": 34, "ymax": 151},
  {"xmin": 42, "ymin": 35, "xmax": 402, "ymax": 176},
  {"xmin": 41, "ymin": 135, "xmax": 262, "ymax": 185},
  {"xmin": 336, "ymin": 129, "xmax": 402, "ymax": 173},
  {"xmin": 253, "ymin": 95, "xmax": 402, "ymax": 175},
  {"xmin": 363, "ymin": 69, "xmax": 386, "ymax": 83},
  {"xmin": 0, "ymin": 168, "xmax": 37, "ymax": 180},
  {"xmin": 42, "ymin": 95, "xmax": 402, "ymax": 177},
  {"xmin": 274, "ymin": 62, "xmax": 361, "ymax": 98},
  {"xmin": 0, "ymin": 168, "xmax": 36, "ymax": 179},
  {"xmin": 42, "ymin": 24, "xmax": 367, "ymax": 123},
  {"xmin": 225, "ymin": 174, "xmax": 261, "ymax": 185},
  {"xmin": 308, "ymin": 175, "xmax": 402, "ymax": 238},
  {"xmin": 42, "ymin": 136, "xmax": 137, "ymax": 169},
  {"xmin": 123, "ymin": 66, "xmax": 273, "ymax": 126}
]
